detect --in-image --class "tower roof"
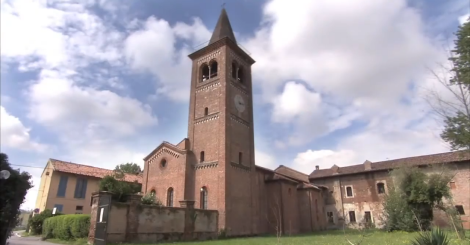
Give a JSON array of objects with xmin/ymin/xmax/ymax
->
[{"xmin": 209, "ymin": 8, "xmax": 237, "ymax": 45}]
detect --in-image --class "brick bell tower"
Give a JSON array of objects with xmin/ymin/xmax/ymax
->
[{"xmin": 186, "ymin": 8, "xmax": 258, "ymax": 236}]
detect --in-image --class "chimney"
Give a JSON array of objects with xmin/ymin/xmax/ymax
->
[
  {"xmin": 315, "ymin": 165, "xmax": 319, "ymax": 170},
  {"xmin": 364, "ymin": 160, "xmax": 372, "ymax": 170}
]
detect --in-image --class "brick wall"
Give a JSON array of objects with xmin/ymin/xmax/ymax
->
[
  {"xmin": 88, "ymin": 193, "xmax": 219, "ymax": 244},
  {"xmin": 311, "ymin": 161, "xmax": 470, "ymax": 230},
  {"xmin": 143, "ymin": 149, "xmax": 187, "ymax": 207}
]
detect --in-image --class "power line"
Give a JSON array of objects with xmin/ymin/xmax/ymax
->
[{"xmin": 9, "ymin": 164, "xmax": 43, "ymax": 169}]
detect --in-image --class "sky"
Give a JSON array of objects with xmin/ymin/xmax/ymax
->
[{"xmin": 0, "ymin": 0, "xmax": 469, "ymax": 211}]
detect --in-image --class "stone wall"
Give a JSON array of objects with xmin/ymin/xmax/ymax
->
[{"xmin": 88, "ymin": 192, "xmax": 218, "ymax": 244}]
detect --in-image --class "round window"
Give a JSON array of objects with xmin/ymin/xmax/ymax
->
[{"xmin": 160, "ymin": 159, "xmax": 167, "ymax": 167}]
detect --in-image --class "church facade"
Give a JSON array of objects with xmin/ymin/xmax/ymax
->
[{"xmin": 141, "ymin": 9, "xmax": 470, "ymax": 236}]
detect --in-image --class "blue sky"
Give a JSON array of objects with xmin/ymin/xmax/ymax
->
[{"xmin": 0, "ymin": 0, "xmax": 468, "ymax": 210}]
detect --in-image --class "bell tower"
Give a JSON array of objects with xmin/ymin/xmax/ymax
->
[{"xmin": 186, "ymin": 8, "xmax": 258, "ymax": 236}]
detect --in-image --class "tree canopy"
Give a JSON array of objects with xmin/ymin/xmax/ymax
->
[
  {"xmin": 114, "ymin": 163, "xmax": 142, "ymax": 175},
  {"xmin": 382, "ymin": 166, "xmax": 454, "ymax": 232},
  {"xmin": 100, "ymin": 163, "xmax": 142, "ymax": 202},
  {"xmin": 440, "ymin": 19, "xmax": 470, "ymax": 150},
  {"xmin": 0, "ymin": 153, "xmax": 33, "ymax": 244}
]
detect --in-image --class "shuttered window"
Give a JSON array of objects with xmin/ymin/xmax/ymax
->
[
  {"xmin": 57, "ymin": 176, "xmax": 68, "ymax": 197},
  {"xmin": 74, "ymin": 177, "xmax": 88, "ymax": 198}
]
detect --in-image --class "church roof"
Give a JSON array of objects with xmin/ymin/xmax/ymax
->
[
  {"xmin": 309, "ymin": 150, "xmax": 470, "ymax": 179},
  {"xmin": 209, "ymin": 8, "xmax": 237, "ymax": 45},
  {"xmin": 274, "ymin": 165, "xmax": 309, "ymax": 183}
]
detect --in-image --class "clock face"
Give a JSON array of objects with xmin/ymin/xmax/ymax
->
[{"xmin": 234, "ymin": 94, "xmax": 246, "ymax": 113}]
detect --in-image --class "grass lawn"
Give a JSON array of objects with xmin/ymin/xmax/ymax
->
[{"xmin": 112, "ymin": 230, "xmax": 470, "ymax": 245}]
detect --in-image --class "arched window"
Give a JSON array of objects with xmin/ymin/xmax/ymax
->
[
  {"xmin": 201, "ymin": 64, "xmax": 210, "ymax": 82},
  {"xmin": 377, "ymin": 182, "xmax": 385, "ymax": 194},
  {"xmin": 200, "ymin": 151, "xmax": 205, "ymax": 163},
  {"xmin": 204, "ymin": 107, "xmax": 209, "ymax": 116},
  {"xmin": 231, "ymin": 62, "xmax": 237, "ymax": 79},
  {"xmin": 150, "ymin": 189, "xmax": 156, "ymax": 196},
  {"xmin": 200, "ymin": 187, "xmax": 208, "ymax": 210},
  {"xmin": 238, "ymin": 152, "xmax": 242, "ymax": 164},
  {"xmin": 160, "ymin": 159, "xmax": 167, "ymax": 167},
  {"xmin": 167, "ymin": 187, "xmax": 174, "ymax": 207},
  {"xmin": 237, "ymin": 67, "xmax": 244, "ymax": 83},
  {"xmin": 210, "ymin": 61, "xmax": 218, "ymax": 78}
]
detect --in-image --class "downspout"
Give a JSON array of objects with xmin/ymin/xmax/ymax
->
[
  {"xmin": 339, "ymin": 178, "xmax": 346, "ymax": 225},
  {"xmin": 279, "ymin": 183, "xmax": 285, "ymax": 235},
  {"xmin": 145, "ymin": 162, "xmax": 150, "ymax": 193},
  {"xmin": 308, "ymin": 190, "xmax": 313, "ymax": 231}
]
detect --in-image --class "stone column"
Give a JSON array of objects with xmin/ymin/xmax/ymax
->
[
  {"xmin": 88, "ymin": 191, "xmax": 113, "ymax": 245},
  {"xmin": 125, "ymin": 194, "xmax": 142, "ymax": 243},
  {"xmin": 179, "ymin": 200, "xmax": 196, "ymax": 240}
]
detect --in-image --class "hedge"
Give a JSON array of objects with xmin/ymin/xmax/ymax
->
[
  {"xmin": 29, "ymin": 209, "xmax": 62, "ymax": 235},
  {"xmin": 43, "ymin": 214, "xmax": 90, "ymax": 240}
]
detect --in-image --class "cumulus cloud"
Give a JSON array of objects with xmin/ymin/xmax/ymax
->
[
  {"xmin": 0, "ymin": 106, "xmax": 47, "ymax": 152},
  {"xmin": 1, "ymin": 0, "xmax": 158, "ymax": 169},
  {"xmin": 27, "ymin": 70, "xmax": 157, "ymax": 138},
  {"xmin": 124, "ymin": 17, "xmax": 211, "ymax": 101},
  {"xmin": 293, "ymin": 149, "xmax": 358, "ymax": 173},
  {"xmin": 239, "ymin": 0, "xmax": 454, "ymax": 151},
  {"xmin": 255, "ymin": 150, "xmax": 278, "ymax": 170}
]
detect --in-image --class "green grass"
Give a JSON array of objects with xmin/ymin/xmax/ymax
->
[{"xmin": 113, "ymin": 230, "xmax": 470, "ymax": 245}]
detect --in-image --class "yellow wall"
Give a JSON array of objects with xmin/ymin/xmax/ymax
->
[
  {"xmin": 34, "ymin": 161, "xmax": 54, "ymax": 213},
  {"xmin": 45, "ymin": 171, "xmax": 101, "ymax": 214}
]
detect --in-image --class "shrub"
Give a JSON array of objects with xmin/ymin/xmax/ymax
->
[
  {"xmin": 43, "ymin": 214, "xmax": 90, "ymax": 240},
  {"xmin": 411, "ymin": 227, "xmax": 450, "ymax": 245},
  {"xmin": 141, "ymin": 193, "xmax": 163, "ymax": 206},
  {"xmin": 28, "ymin": 209, "xmax": 62, "ymax": 235}
]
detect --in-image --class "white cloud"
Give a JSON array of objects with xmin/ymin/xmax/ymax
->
[
  {"xmin": 1, "ymin": 0, "xmax": 159, "ymax": 176},
  {"xmin": 244, "ymin": 0, "xmax": 462, "ymax": 171},
  {"xmin": 244, "ymin": 0, "xmax": 438, "ymax": 102},
  {"xmin": 27, "ymin": 70, "xmax": 157, "ymax": 138},
  {"xmin": 459, "ymin": 14, "xmax": 469, "ymax": 25},
  {"xmin": 293, "ymin": 149, "xmax": 358, "ymax": 173},
  {"xmin": 0, "ymin": 106, "xmax": 47, "ymax": 152},
  {"xmin": 124, "ymin": 17, "xmax": 211, "ymax": 101},
  {"xmin": 240, "ymin": 0, "xmax": 453, "ymax": 148},
  {"xmin": 255, "ymin": 150, "xmax": 278, "ymax": 170}
]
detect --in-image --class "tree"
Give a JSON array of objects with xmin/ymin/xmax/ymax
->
[
  {"xmin": 114, "ymin": 163, "xmax": 142, "ymax": 175},
  {"xmin": 426, "ymin": 20, "xmax": 470, "ymax": 150},
  {"xmin": 99, "ymin": 164, "xmax": 142, "ymax": 202},
  {"xmin": 0, "ymin": 153, "xmax": 33, "ymax": 244},
  {"xmin": 382, "ymin": 165, "xmax": 453, "ymax": 232}
]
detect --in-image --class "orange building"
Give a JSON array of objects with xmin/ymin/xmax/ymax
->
[{"xmin": 34, "ymin": 159, "xmax": 141, "ymax": 215}]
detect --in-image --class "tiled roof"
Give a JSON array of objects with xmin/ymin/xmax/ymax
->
[
  {"xmin": 275, "ymin": 165, "xmax": 309, "ymax": 183},
  {"xmin": 49, "ymin": 159, "xmax": 142, "ymax": 183},
  {"xmin": 255, "ymin": 165, "xmax": 275, "ymax": 173},
  {"xmin": 309, "ymin": 150, "xmax": 470, "ymax": 179}
]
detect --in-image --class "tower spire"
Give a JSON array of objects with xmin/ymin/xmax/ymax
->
[{"xmin": 208, "ymin": 8, "xmax": 237, "ymax": 45}]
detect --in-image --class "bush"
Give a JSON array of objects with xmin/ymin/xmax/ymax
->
[
  {"xmin": 141, "ymin": 193, "xmax": 163, "ymax": 206},
  {"xmin": 411, "ymin": 227, "xmax": 450, "ymax": 245},
  {"xmin": 43, "ymin": 214, "xmax": 90, "ymax": 240},
  {"xmin": 28, "ymin": 209, "xmax": 62, "ymax": 235}
]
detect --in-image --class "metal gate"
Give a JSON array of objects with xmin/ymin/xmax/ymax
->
[{"xmin": 94, "ymin": 195, "xmax": 111, "ymax": 245}]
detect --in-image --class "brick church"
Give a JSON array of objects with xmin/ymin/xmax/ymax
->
[{"xmin": 141, "ymin": 9, "xmax": 470, "ymax": 236}]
